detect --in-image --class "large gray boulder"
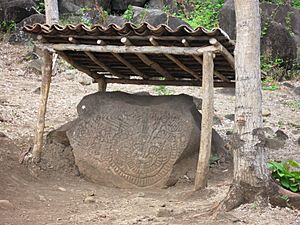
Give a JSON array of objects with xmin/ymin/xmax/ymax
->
[
  {"xmin": 219, "ymin": 0, "xmax": 300, "ymax": 63},
  {"xmin": 106, "ymin": 6, "xmax": 190, "ymax": 29},
  {"xmin": 9, "ymin": 14, "xmax": 46, "ymax": 43},
  {"xmin": 66, "ymin": 92, "xmax": 226, "ymax": 188},
  {"xmin": 0, "ymin": 0, "xmax": 36, "ymax": 23}
]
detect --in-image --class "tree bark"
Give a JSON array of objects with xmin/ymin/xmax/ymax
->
[
  {"xmin": 217, "ymin": 0, "xmax": 270, "ymax": 211},
  {"xmin": 45, "ymin": 0, "xmax": 59, "ymax": 24}
]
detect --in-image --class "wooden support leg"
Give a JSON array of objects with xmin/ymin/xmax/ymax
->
[
  {"xmin": 194, "ymin": 51, "xmax": 214, "ymax": 191},
  {"xmin": 32, "ymin": 49, "xmax": 53, "ymax": 162},
  {"xmin": 97, "ymin": 78, "xmax": 107, "ymax": 92}
]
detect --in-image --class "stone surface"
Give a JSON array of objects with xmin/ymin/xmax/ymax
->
[
  {"xmin": 40, "ymin": 122, "xmax": 77, "ymax": 175},
  {"xmin": 131, "ymin": 6, "xmax": 190, "ymax": 29},
  {"xmin": 9, "ymin": 14, "xmax": 46, "ymax": 43},
  {"xmin": 0, "ymin": 0, "xmax": 35, "ymax": 23},
  {"xmin": 275, "ymin": 129, "xmax": 289, "ymax": 141},
  {"xmin": 294, "ymin": 87, "xmax": 300, "ymax": 96},
  {"xmin": 0, "ymin": 200, "xmax": 14, "ymax": 210},
  {"xmin": 219, "ymin": 1, "xmax": 300, "ymax": 64},
  {"xmin": 66, "ymin": 92, "xmax": 226, "ymax": 188},
  {"xmin": 261, "ymin": 21, "xmax": 297, "ymax": 66}
]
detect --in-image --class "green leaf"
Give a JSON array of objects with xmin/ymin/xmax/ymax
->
[{"xmin": 287, "ymin": 160, "xmax": 300, "ymax": 168}]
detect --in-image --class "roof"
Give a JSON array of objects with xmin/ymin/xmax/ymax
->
[{"xmin": 24, "ymin": 23, "xmax": 235, "ymax": 87}]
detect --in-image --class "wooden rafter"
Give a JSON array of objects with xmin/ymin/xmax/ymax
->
[
  {"xmin": 58, "ymin": 51, "xmax": 101, "ymax": 79},
  {"xmin": 209, "ymin": 38, "xmax": 235, "ymax": 69},
  {"xmin": 182, "ymin": 39, "xmax": 231, "ymax": 83},
  {"xmin": 149, "ymin": 37, "xmax": 201, "ymax": 81},
  {"xmin": 84, "ymin": 51, "xmax": 126, "ymax": 78},
  {"xmin": 120, "ymin": 37, "xmax": 175, "ymax": 80}
]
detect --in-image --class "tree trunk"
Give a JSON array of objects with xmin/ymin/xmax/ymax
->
[
  {"xmin": 218, "ymin": 0, "xmax": 271, "ymax": 211},
  {"xmin": 45, "ymin": 0, "xmax": 59, "ymax": 24}
]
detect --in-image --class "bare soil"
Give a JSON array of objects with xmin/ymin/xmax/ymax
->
[{"xmin": 0, "ymin": 42, "xmax": 300, "ymax": 225}]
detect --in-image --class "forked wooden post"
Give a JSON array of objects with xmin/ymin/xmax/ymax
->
[
  {"xmin": 194, "ymin": 51, "xmax": 215, "ymax": 191},
  {"xmin": 32, "ymin": 49, "xmax": 53, "ymax": 162}
]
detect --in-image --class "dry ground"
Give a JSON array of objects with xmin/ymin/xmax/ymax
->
[{"xmin": 0, "ymin": 42, "xmax": 300, "ymax": 225}]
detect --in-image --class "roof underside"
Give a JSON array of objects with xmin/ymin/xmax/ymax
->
[{"xmin": 24, "ymin": 23, "xmax": 235, "ymax": 87}]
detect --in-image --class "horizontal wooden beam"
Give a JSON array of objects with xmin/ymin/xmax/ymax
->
[
  {"xmin": 102, "ymin": 78, "xmax": 235, "ymax": 87},
  {"xmin": 43, "ymin": 34, "xmax": 229, "ymax": 42},
  {"xmin": 52, "ymin": 43, "xmax": 218, "ymax": 56}
]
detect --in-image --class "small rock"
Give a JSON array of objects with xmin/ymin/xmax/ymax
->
[
  {"xmin": 79, "ymin": 75, "xmax": 92, "ymax": 86},
  {"xmin": 64, "ymin": 70, "xmax": 75, "ymax": 81},
  {"xmin": 282, "ymin": 82, "xmax": 295, "ymax": 89},
  {"xmin": 84, "ymin": 196, "xmax": 96, "ymax": 203},
  {"xmin": 137, "ymin": 192, "xmax": 145, "ymax": 197},
  {"xmin": 58, "ymin": 187, "xmax": 66, "ymax": 192},
  {"xmin": 33, "ymin": 87, "xmax": 41, "ymax": 94},
  {"xmin": 297, "ymin": 137, "xmax": 300, "ymax": 146},
  {"xmin": 225, "ymin": 114, "xmax": 235, "ymax": 121},
  {"xmin": 0, "ymin": 200, "xmax": 14, "ymax": 210},
  {"xmin": 213, "ymin": 116, "xmax": 222, "ymax": 125},
  {"xmin": 156, "ymin": 208, "xmax": 174, "ymax": 217},
  {"xmin": 0, "ymin": 132, "xmax": 7, "ymax": 138},
  {"xmin": 265, "ymin": 138, "xmax": 285, "ymax": 150},
  {"xmin": 38, "ymin": 195, "xmax": 47, "ymax": 202},
  {"xmin": 226, "ymin": 130, "xmax": 233, "ymax": 136},
  {"xmin": 293, "ymin": 87, "xmax": 300, "ymax": 96},
  {"xmin": 262, "ymin": 109, "xmax": 271, "ymax": 117},
  {"xmin": 275, "ymin": 129, "xmax": 289, "ymax": 141}
]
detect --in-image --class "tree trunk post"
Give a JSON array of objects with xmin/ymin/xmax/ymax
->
[
  {"xmin": 45, "ymin": 0, "xmax": 59, "ymax": 24},
  {"xmin": 97, "ymin": 78, "xmax": 107, "ymax": 92},
  {"xmin": 32, "ymin": 49, "xmax": 53, "ymax": 162},
  {"xmin": 194, "ymin": 51, "xmax": 214, "ymax": 191}
]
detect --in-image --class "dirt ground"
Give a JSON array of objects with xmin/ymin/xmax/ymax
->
[{"xmin": 0, "ymin": 42, "xmax": 300, "ymax": 225}]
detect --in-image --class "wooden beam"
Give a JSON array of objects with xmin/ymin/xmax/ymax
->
[
  {"xmin": 43, "ymin": 34, "xmax": 229, "ymax": 42},
  {"xmin": 209, "ymin": 38, "xmax": 235, "ymax": 69},
  {"xmin": 52, "ymin": 43, "xmax": 218, "ymax": 56},
  {"xmin": 182, "ymin": 39, "xmax": 231, "ymax": 83},
  {"xmin": 149, "ymin": 37, "xmax": 201, "ymax": 81},
  {"xmin": 102, "ymin": 78, "xmax": 235, "ymax": 87},
  {"xmin": 120, "ymin": 37, "xmax": 175, "ymax": 80},
  {"xmin": 84, "ymin": 51, "xmax": 126, "ymax": 78},
  {"xmin": 194, "ymin": 51, "xmax": 215, "ymax": 191},
  {"xmin": 32, "ymin": 49, "xmax": 53, "ymax": 162}
]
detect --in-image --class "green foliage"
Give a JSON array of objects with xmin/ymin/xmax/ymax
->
[
  {"xmin": 287, "ymin": 101, "xmax": 300, "ymax": 109},
  {"xmin": 262, "ymin": 76, "xmax": 280, "ymax": 91},
  {"xmin": 260, "ymin": 0, "xmax": 300, "ymax": 9},
  {"xmin": 174, "ymin": 0, "xmax": 224, "ymax": 29},
  {"xmin": 153, "ymin": 85, "xmax": 174, "ymax": 95},
  {"xmin": 0, "ymin": 20, "xmax": 16, "ymax": 33},
  {"xmin": 267, "ymin": 160, "xmax": 300, "ymax": 192},
  {"xmin": 123, "ymin": 5, "xmax": 134, "ymax": 22},
  {"xmin": 32, "ymin": 0, "xmax": 45, "ymax": 14}
]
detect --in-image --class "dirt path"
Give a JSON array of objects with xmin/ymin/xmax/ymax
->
[{"xmin": 1, "ymin": 42, "xmax": 300, "ymax": 225}]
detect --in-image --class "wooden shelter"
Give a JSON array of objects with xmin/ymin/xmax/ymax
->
[{"xmin": 24, "ymin": 22, "xmax": 235, "ymax": 190}]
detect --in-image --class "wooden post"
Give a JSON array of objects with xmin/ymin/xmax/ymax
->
[
  {"xmin": 97, "ymin": 78, "xmax": 107, "ymax": 92},
  {"xmin": 32, "ymin": 49, "xmax": 53, "ymax": 162},
  {"xmin": 194, "ymin": 51, "xmax": 214, "ymax": 191}
]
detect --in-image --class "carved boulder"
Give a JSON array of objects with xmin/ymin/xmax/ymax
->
[{"xmin": 66, "ymin": 92, "xmax": 224, "ymax": 188}]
